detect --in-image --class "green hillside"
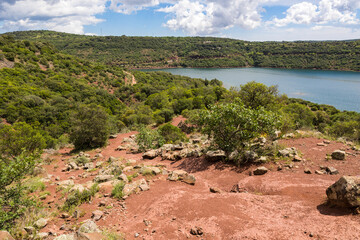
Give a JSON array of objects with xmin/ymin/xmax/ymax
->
[{"xmin": 9, "ymin": 30, "xmax": 360, "ymax": 71}]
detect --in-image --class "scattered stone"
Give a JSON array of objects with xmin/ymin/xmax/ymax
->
[
  {"xmin": 123, "ymin": 166, "xmax": 133, "ymax": 172},
  {"xmin": 94, "ymin": 175, "xmax": 114, "ymax": 183},
  {"xmin": 141, "ymin": 166, "xmax": 161, "ymax": 175},
  {"xmin": 205, "ymin": 150, "xmax": 226, "ymax": 161},
  {"xmin": 278, "ymin": 147, "xmax": 297, "ymax": 157},
  {"xmin": 293, "ymin": 155, "xmax": 303, "ymax": 162},
  {"xmin": 118, "ymin": 173, "xmax": 129, "ymax": 183},
  {"xmin": 142, "ymin": 150, "xmax": 159, "ymax": 159},
  {"xmin": 57, "ymin": 180, "xmax": 74, "ymax": 187},
  {"xmin": 134, "ymin": 233, "xmax": 140, "ymax": 238},
  {"xmin": 326, "ymin": 167, "xmax": 339, "ymax": 175},
  {"xmin": 108, "ymin": 156, "xmax": 117, "ymax": 162},
  {"xmin": 94, "ymin": 153, "xmax": 103, "ymax": 159},
  {"xmin": 138, "ymin": 179, "xmax": 150, "ymax": 191},
  {"xmin": 55, "ymin": 176, "xmax": 60, "ymax": 181},
  {"xmin": 323, "ymin": 140, "xmax": 331, "ymax": 144},
  {"xmin": 36, "ymin": 232, "xmax": 49, "ymax": 239},
  {"xmin": 95, "ymin": 161, "xmax": 104, "ymax": 168},
  {"xmin": 255, "ymin": 156, "xmax": 268, "ymax": 163},
  {"xmin": 91, "ymin": 210, "xmax": 104, "ymax": 221},
  {"xmin": 210, "ymin": 187, "xmax": 222, "ymax": 193},
  {"xmin": 230, "ymin": 184, "xmax": 247, "ymax": 193},
  {"xmin": 143, "ymin": 219, "xmax": 152, "ymax": 226},
  {"xmin": 277, "ymin": 166, "xmax": 283, "ymax": 171},
  {"xmin": 244, "ymin": 151, "xmax": 258, "ymax": 162},
  {"xmin": 70, "ymin": 184, "xmax": 87, "ymax": 193},
  {"xmin": 61, "ymin": 213, "xmax": 70, "ymax": 219},
  {"xmin": 326, "ymin": 176, "xmax": 360, "ymax": 208},
  {"xmin": 99, "ymin": 201, "xmax": 106, "ymax": 207},
  {"xmin": 304, "ymin": 169, "xmax": 312, "ymax": 174},
  {"xmin": 0, "ymin": 231, "xmax": 15, "ymax": 240},
  {"xmin": 315, "ymin": 170, "xmax": 326, "ymax": 175},
  {"xmin": 83, "ymin": 162, "xmax": 94, "ymax": 170},
  {"xmin": 331, "ymin": 150, "xmax": 346, "ymax": 160},
  {"xmin": 253, "ymin": 166, "xmax": 268, "ymax": 175},
  {"xmin": 317, "ymin": 143, "xmax": 326, "ymax": 146},
  {"xmin": 168, "ymin": 170, "xmax": 196, "ymax": 185},
  {"xmin": 68, "ymin": 162, "xmax": 78, "ymax": 170},
  {"xmin": 78, "ymin": 220, "xmax": 100, "ymax": 233},
  {"xmin": 53, "ymin": 234, "xmax": 76, "ymax": 240},
  {"xmin": 115, "ymin": 145, "xmax": 127, "ymax": 151},
  {"xmin": 34, "ymin": 218, "xmax": 48, "ymax": 229},
  {"xmin": 109, "ymin": 134, "xmax": 118, "ymax": 139},
  {"xmin": 190, "ymin": 227, "xmax": 203, "ymax": 236}
]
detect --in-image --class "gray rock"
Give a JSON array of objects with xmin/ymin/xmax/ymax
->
[
  {"xmin": 34, "ymin": 218, "xmax": 48, "ymax": 229},
  {"xmin": 293, "ymin": 155, "xmax": 303, "ymax": 162},
  {"xmin": 315, "ymin": 170, "xmax": 327, "ymax": 175},
  {"xmin": 78, "ymin": 220, "xmax": 100, "ymax": 233},
  {"xmin": 168, "ymin": 170, "xmax": 196, "ymax": 185},
  {"xmin": 91, "ymin": 210, "xmax": 104, "ymax": 221},
  {"xmin": 109, "ymin": 134, "xmax": 118, "ymax": 139},
  {"xmin": 143, "ymin": 150, "xmax": 159, "ymax": 159},
  {"xmin": 326, "ymin": 176, "xmax": 360, "ymax": 208},
  {"xmin": 53, "ymin": 235, "xmax": 76, "ymax": 240},
  {"xmin": 141, "ymin": 166, "xmax": 161, "ymax": 175},
  {"xmin": 70, "ymin": 184, "xmax": 87, "ymax": 193},
  {"xmin": 244, "ymin": 151, "xmax": 258, "ymax": 162},
  {"xmin": 253, "ymin": 167, "xmax": 268, "ymax": 175},
  {"xmin": 118, "ymin": 173, "xmax": 129, "ymax": 183},
  {"xmin": 24, "ymin": 226, "xmax": 35, "ymax": 234},
  {"xmin": 304, "ymin": 169, "xmax": 312, "ymax": 174},
  {"xmin": 205, "ymin": 150, "xmax": 226, "ymax": 161},
  {"xmin": 36, "ymin": 232, "xmax": 49, "ymax": 239},
  {"xmin": 93, "ymin": 175, "xmax": 114, "ymax": 183},
  {"xmin": 326, "ymin": 167, "xmax": 339, "ymax": 175},
  {"xmin": 83, "ymin": 162, "xmax": 94, "ymax": 170},
  {"xmin": 95, "ymin": 161, "xmax": 104, "ymax": 168},
  {"xmin": 138, "ymin": 179, "xmax": 150, "ymax": 191},
  {"xmin": 278, "ymin": 147, "xmax": 297, "ymax": 157},
  {"xmin": 323, "ymin": 140, "xmax": 331, "ymax": 144},
  {"xmin": 331, "ymin": 150, "xmax": 346, "ymax": 160},
  {"xmin": 108, "ymin": 156, "xmax": 118, "ymax": 162},
  {"xmin": 68, "ymin": 162, "xmax": 78, "ymax": 170},
  {"xmin": 210, "ymin": 187, "xmax": 222, "ymax": 193}
]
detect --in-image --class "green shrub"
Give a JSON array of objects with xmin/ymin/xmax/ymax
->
[
  {"xmin": 69, "ymin": 104, "xmax": 110, "ymax": 150},
  {"xmin": 62, "ymin": 183, "xmax": 98, "ymax": 212},
  {"xmin": 193, "ymin": 99, "xmax": 279, "ymax": 158},
  {"xmin": 111, "ymin": 181, "xmax": 125, "ymax": 199},
  {"xmin": 282, "ymin": 103, "xmax": 315, "ymax": 129},
  {"xmin": 135, "ymin": 126, "xmax": 165, "ymax": 152},
  {"xmin": 157, "ymin": 123, "xmax": 187, "ymax": 144}
]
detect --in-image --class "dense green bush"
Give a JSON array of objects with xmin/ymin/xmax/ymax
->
[
  {"xmin": 69, "ymin": 104, "xmax": 110, "ymax": 150},
  {"xmin": 135, "ymin": 126, "xmax": 165, "ymax": 152},
  {"xmin": 193, "ymin": 99, "xmax": 280, "ymax": 157},
  {"xmin": 158, "ymin": 123, "xmax": 188, "ymax": 144},
  {"xmin": 62, "ymin": 183, "xmax": 99, "ymax": 212},
  {"xmin": 111, "ymin": 181, "xmax": 126, "ymax": 199}
]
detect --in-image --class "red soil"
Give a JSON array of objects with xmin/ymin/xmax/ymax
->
[{"xmin": 40, "ymin": 121, "xmax": 360, "ymax": 239}]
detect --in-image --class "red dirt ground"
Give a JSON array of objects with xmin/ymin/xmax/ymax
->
[{"xmin": 40, "ymin": 117, "xmax": 360, "ymax": 240}]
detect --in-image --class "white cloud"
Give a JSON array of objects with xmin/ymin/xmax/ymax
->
[
  {"xmin": 109, "ymin": 0, "xmax": 176, "ymax": 14},
  {"xmin": 158, "ymin": 0, "xmax": 264, "ymax": 35},
  {"xmin": 0, "ymin": 0, "xmax": 106, "ymax": 34},
  {"xmin": 269, "ymin": 0, "xmax": 360, "ymax": 27}
]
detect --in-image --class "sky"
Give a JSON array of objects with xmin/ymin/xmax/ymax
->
[{"xmin": 0, "ymin": 0, "xmax": 359, "ymax": 41}]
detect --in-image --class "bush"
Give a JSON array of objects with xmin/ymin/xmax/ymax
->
[
  {"xmin": 111, "ymin": 181, "xmax": 125, "ymax": 199},
  {"xmin": 62, "ymin": 183, "xmax": 99, "ymax": 212},
  {"xmin": 0, "ymin": 153, "xmax": 39, "ymax": 230},
  {"xmin": 158, "ymin": 123, "xmax": 187, "ymax": 144},
  {"xmin": 135, "ymin": 126, "xmax": 165, "ymax": 152},
  {"xmin": 282, "ymin": 103, "xmax": 315, "ymax": 129},
  {"xmin": 193, "ymin": 99, "xmax": 279, "ymax": 158},
  {"xmin": 69, "ymin": 104, "xmax": 110, "ymax": 150}
]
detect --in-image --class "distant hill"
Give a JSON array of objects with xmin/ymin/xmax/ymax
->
[{"xmin": 8, "ymin": 30, "xmax": 360, "ymax": 71}]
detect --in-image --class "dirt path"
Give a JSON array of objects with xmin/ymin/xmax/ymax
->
[{"xmin": 40, "ymin": 126, "xmax": 360, "ymax": 239}]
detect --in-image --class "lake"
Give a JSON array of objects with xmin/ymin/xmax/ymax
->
[{"xmin": 143, "ymin": 68, "xmax": 360, "ymax": 112}]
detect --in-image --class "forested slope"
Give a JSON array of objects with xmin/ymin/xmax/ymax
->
[{"xmin": 9, "ymin": 30, "xmax": 360, "ymax": 71}]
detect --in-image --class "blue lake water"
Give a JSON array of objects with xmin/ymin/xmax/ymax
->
[{"xmin": 144, "ymin": 68, "xmax": 360, "ymax": 112}]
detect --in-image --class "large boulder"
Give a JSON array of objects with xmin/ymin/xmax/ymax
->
[
  {"xmin": 331, "ymin": 150, "xmax": 346, "ymax": 160},
  {"xmin": 326, "ymin": 176, "xmax": 360, "ymax": 208}
]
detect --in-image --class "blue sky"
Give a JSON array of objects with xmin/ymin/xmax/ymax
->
[{"xmin": 0, "ymin": 0, "xmax": 359, "ymax": 41}]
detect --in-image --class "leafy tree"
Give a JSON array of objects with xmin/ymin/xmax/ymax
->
[
  {"xmin": 194, "ymin": 99, "xmax": 279, "ymax": 157},
  {"xmin": 282, "ymin": 103, "xmax": 315, "ymax": 129},
  {"xmin": 238, "ymin": 81, "xmax": 280, "ymax": 109},
  {"xmin": 135, "ymin": 126, "xmax": 165, "ymax": 152},
  {"xmin": 0, "ymin": 122, "xmax": 46, "ymax": 157},
  {"xmin": 69, "ymin": 104, "xmax": 110, "ymax": 150}
]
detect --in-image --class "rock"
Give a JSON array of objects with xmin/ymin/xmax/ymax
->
[
  {"xmin": 57, "ymin": 180, "xmax": 74, "ymax": 187},
  {"xmin": 324, "ymin": 140, "xmax": 331, "ymax": 144},
  {"xmin": 0, "ymin": 231, "xmax": 15, "ymax": 240},
  {"xmin": 24, "ymin": 226, "xmax": 35, "ymax": 234},
  {"xmin": 61, "ymin": 213, "xmax": 70, "ymax": 219},
  {"xmin": 94, "ymin": 153, "xmax": 103, "ymax": 159},
  {"xmin": 122, "ymin": 166, "xmax": 133, "ymax": 172},
  {"xmin": 141, "ymin": 166, "xmax": 161, "ymax": 175},
  {"xmin": 68, "ymin": 162, "xmax": 78, "ymax": 170},
  {"xmin": 84, "ymin": 162, "xmax": 94, "ymax": 170},
  {"xmin": 317, "ymin": 143, "xmax": 326, "ymax": 146},
  {"xmin": 36, "ymin": 232, "xmax": 49, "ymax": 239},
  {"xmin": 53, "ymin": 235, "xmax": 76, "ymax": 240},
  {"xmin": 315, "ymin": 170, "xmax": 327, "ymax": 175},
  {"xmin": 118, "ymin": 173, "xmax": 129, "ymax": 183},
  {"xmin": 244, "ymin": 151, "xmax": 258, "ymax": 162},
  {"xmin": 109, "ymin": 134, "xmax": 118, "ymax": 139},
  {"xmin": 138, "ymin": 179, "xmax": 150, "ymax": 191},
  {"xmin": 33, "ymin": 166, "xmax": 46, "ymax": 176},
  {"xmin": 326, "ymin": 176, "xmax": 360, "ymax": 208},
  {"xmin": 205, "ymin": 150, "xmax": 226, "ymax": 161},
  {"xmin": 108, "ymin": 156, "xmax": 117, "ymax": 162},
  {"xmin": 255, "ymin": 156, "xmax": 267, "ymax": 163},
  {"xmin": 326, "ymin": 167, "xmax": 339, "ymax": 175},
  {"xmin": 77, "ymin": 232, "xmax": 105, "ymax": 240},
  {"xmin": 293, "ymin": 155, "xmax": 303, "ymax": 162},
  {"xmin": 190, "ymin": 226, "xmax": 203, "ymax": 236},
  {"xmin": 162, "ymin": 151, "xmax": 182, "ymax": 161},
  {"xmin": 99, "ymin": 201, "xmax": 106, "ymax": 207},
  {"xmin": 94, "ymin": 175, "xmax": 114, "ymax": 183},
  {"xmin": 70, "ymin": 184, "xmax": 87, "ymax": 193},
  {"xmin": 228, "ymin": 150, "xmax": 239, "ymax": 162},
  {"xmin": 142, "ymin": 150, "xmax": 159, "ymax": 159},
  {"xmin": 230, "ymin": 184, "xmax": 247, "ymax": 193},
  {"xmin": 283, "ymin": 133, "xmax": 294, "ymax": 138},
  {"xmin": 168, "ymin": 170, "xmax": 196, "ymax": 185},
  {"xmin": 34, "ymin": 218, "xmax": 48, "ymax": 229},
  {"xmin": 78, "ymin": 220, "xmax": 100, "ymax": 233},
  {"xmin": 331, "ymin": 150, "xmax": 346, "ymax": 160},
  {"xmin": 134, "ymin": 233, "xmax": 140, "ymax": 238},
  {"xmin": 182, "ymin": 174, "xmax": 196, "ymax": 185},
  {"xmin": 210, "ymin": 187, "xmax": 222, "ymax": 193},
  {"xmin": 278, "ymin": 147, "xmax": 297, "ymax": 157},
  {"xmin": 253, "ymin": 166, "xmax": 268, "ymax": 175},
  {"xmin": 91, "ymin": 210, "xmax": 104, "ymax": 221},
  {"xmin": 95, "ymin": 161, "xmax": 104, "ymax": 168},
  {"xmin": 55, "ymin": 176, "xmax": 60, "ymax": 181},
  {"xmin": 304, "ymin": 169, "xmax": 312, "ymax": 174},
  {"xmin": 115, "ymin": 145, "xmax": 127, "ymax": 151}
]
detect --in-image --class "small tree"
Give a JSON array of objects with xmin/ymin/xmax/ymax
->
[
  {"xmin": 158, "ymin": 123, "xmax": 187, "ymax": 144},
  {"xmin": 194, "ymin": 99, "xmax": 279, "ymax": 157},
  {"xmin": 70, "ymin": 104, "xmax": 110, "ymax": 150}
]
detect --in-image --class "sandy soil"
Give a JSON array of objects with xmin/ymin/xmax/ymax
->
[{"xmin": 39, "ymin": 118, "xmax": 360, "ymax": 239}]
